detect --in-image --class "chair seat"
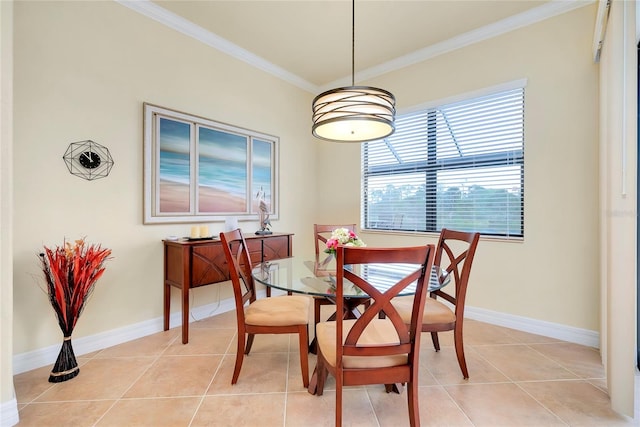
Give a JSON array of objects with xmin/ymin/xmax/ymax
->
[
  {"xmin": 245, "ymin": 296, "xmax": 310, "ymax": 326},
  {"xmin": 394, "ymin": 296, "xmax": 456, "ymax": 325},
  {"xmin": 316, "ymin": 318, "xmax": 408, "ymax": 369}
]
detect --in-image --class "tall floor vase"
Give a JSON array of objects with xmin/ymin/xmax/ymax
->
[
  {"xmin": 38, "ymin": 238, "xmax": 112, "ymax": 383},
  {"xmin": 49, "ymin": 336, "xmax": 79, "ymax": 383}
]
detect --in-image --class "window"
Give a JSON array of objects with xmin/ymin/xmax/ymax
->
[{"xmin": 362, "ymin": 83, "xmax": 524, "ymax": 237}]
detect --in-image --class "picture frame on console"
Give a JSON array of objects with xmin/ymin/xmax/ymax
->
[{"xmin": 143, "ymin": 103, "xmax": 279, "ymax": 224}]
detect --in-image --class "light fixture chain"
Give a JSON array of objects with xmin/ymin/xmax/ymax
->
[{"xmin": 351, "ymin": 0, "xmax": 355, "ymax": 86}]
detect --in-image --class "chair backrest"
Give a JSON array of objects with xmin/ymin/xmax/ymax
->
[
  {"xmin": 219, "ymin": 229, "xmax": 257, "ymax": 322},
  {"xmin": 313, "ymin": 224, "xmax": 356, "ymax": 258},
  {"xmin": 432, "ymin": 228, "xmax": 480, "ymax": 319},
  {"xmin": 335, "ymin": 244, "xmax": 435, "ymax": 373}
]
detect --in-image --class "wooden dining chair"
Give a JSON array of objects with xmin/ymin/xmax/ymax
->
[
  {"xmin": 312, "ymin": 224, "xmax": 357, "ymax": 327},
  {"xmin": 219, "ymin": 228, "xmax": 311, "ymax": 387},
  {"xmin": 393, "ymin": 228, "xmax": 480, "ymax": 379},
  {"xmin": 311, "ymin": 244, "xmax": 435, "ymax": 427}
]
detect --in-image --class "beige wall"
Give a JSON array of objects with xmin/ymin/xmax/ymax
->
[
  {"xmin": 318, "ymin": 5, "xmax": 601, "ymax": 331},
  {"xmin": 11, "ymin": 0, "xmax": 316, "ymax": 356}
]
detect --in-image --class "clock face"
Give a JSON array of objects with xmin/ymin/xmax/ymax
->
[
  {"xmin": 78, "ymin": 151, "xmax": 102, "ymax": 169},
  {"xmin": 63, "ymin": 140, "xmax": 114, "ymax": 181}
]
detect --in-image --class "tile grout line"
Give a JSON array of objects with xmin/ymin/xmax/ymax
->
[
  {"xmin": 91, "ymin": 330, "xmax": 181, "ymax": 426},
  {"xmin": 440, "ymin": 342, "xmax": 519, "ymax": 384},
  {"xmin": 435, "ymin": 384, "xmax": 477, "ymax": 426},
  {"xmin": 512, "ymin": 380, "xmax": 571, "ymax": 426},
  {"xmin": 189, "ymin": 316, "xmax": 239, "ymax": 426},
  {"xmin": 432, "ymin": 342, "xmax": 515, "ymax": 426},
  {"xmin": 525, "ymin": 342, "xmax": 599, "ymax": 379},
  {"xmin": 361, "ymin": 387, "xmax": 382, "ymax": 427},
  {"xmin": 187, "ymin": 335, "xmax": 230, "ymax": 427},
  {"xmin": 511, "ymin": 342, "xmax": 600, "ymax": 425}
]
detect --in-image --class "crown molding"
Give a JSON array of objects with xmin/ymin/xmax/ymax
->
[
  {"xmin": 117, "ymin": 0, "xmax": 593, "ymax": 95},
  {"xmin": 324, "ymin": 0, "xmax": 595, "ymax": 91},
  {"xmin": 115, "ymin": 0, "xmax": 317, "ymax": 93}
]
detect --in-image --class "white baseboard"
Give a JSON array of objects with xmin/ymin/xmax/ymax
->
[
  {"xmin": 13, "ymin": 295, "xmax": 598, "ymax": 376},
  {"xmin": 465, "ymin": 305, "xmax": 600, "ymax": 348},
  {"xmin": 12, "ymin": 296, "xmax": 239, "ymax": 375},
  {"xmin": 0, "ymin": 398, "xmax": 19, "ymax": 427}
]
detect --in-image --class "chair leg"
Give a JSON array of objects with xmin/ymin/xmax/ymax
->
[
  {"xmin": 385, "ymin": 383, "xmax": 404, "ymax": 394},
  {"xmin": 430, "ymin": 331, "xmax": 440, "ymax": 351},
  {"xmin": 454, "ymin": 326, "xmax": 469, "ymax": 379},
  {"xmin": 266, "ymin": 287, "xmax": 291, "ymax": 296},
  {"xmin": 314, "ymin": 298, "xmax": 322, "ymax": 330},
  {"xmin": 232, "ymin": 332, "xmax": 245, "ymax": 384},
  {"xmin": 308, "ymin": 365, "xmax": 318, "ymax": 395},
  {"xmin": 298, "ymin": 325, "xmax": 310, "ymax": 388},
  {"xmin": 313, "ymin": 298, "xmax": 330, "ymax": 350},
  {"xmin": 335, "ymin": 377, "xmax": 342, "ymax": 427},
  {"xmin": 315, "ymin": 351, "xmax": 327, "ymax": 396},
  {"xmin": 245, "ymin": 333, "xmax": 255, "ymax": 354},
  {"xmin": 407, "ymin": 379, "xmax": 420, "ymax": 427}
]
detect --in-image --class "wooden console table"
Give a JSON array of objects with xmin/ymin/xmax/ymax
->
[{"xmin": 163, "ymin": 232, "xmax": 293, "ymax": 343}]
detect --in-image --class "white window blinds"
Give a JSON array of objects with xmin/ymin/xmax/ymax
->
[{"xmin": 362, "ymin": 86, "xmax": 524, "ymax": 237}]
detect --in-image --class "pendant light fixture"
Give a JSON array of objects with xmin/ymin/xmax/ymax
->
[{"xmin": 311, "ymin": 0, "xmax": 396, "ymax": 143}]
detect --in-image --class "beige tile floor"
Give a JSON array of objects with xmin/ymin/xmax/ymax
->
[{"xmin": 13, "ymin": 310, "xmax": 639, "ymax": 426}]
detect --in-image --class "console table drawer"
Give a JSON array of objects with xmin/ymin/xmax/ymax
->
[
  {"xmin": 191, "ymin": 244, "xmax": 228, "ymax": 287},
  {"xmin": 263, "ymin": 235, "xmax": 292, "ymax": 261}
]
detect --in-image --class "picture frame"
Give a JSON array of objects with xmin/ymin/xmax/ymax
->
[{"xmin": 143, "ymin": 103, "xmax": 279, "ymax": 224}]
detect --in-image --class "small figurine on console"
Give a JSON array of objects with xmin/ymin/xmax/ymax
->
[{"xmin": 255, "ymin": 186, "xmax": 272, "ymax": 235}]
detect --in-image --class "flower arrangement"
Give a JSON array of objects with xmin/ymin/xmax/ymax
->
[
  {"xmin": 39, "ymin": 238, "xmax": 112, "ymax": 382},
  {"xmin": 324, "ymin": 228, "xmax": 366, "ymax": 254}
]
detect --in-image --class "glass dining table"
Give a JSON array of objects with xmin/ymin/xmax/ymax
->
[{"xmin": 251, "ymin": 255, "xmax": 449, "ymax": 301}]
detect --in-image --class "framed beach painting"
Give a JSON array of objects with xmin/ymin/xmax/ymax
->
[{"xmin": 143, "ymin": 103, "xmax": 279, "ymax": 224}]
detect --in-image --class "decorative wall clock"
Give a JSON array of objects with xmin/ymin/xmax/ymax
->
[{"xmin": 63, "ymin": 140, "xmax": 114, "ymax": 181}]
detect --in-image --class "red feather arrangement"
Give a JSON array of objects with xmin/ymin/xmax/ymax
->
[{"xmin": 39, "ymin": 238, "xmax": 112, "ymax": 382}]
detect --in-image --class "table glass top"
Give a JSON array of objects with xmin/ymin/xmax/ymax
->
[{"xmin": 251, "ymin": 256, "xmax": 450, "ymax": 298}]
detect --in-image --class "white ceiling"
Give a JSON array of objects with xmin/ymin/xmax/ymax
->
[{"xmin": 119, "ymin": 0, "xmax": 594, "ymax": 93}]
